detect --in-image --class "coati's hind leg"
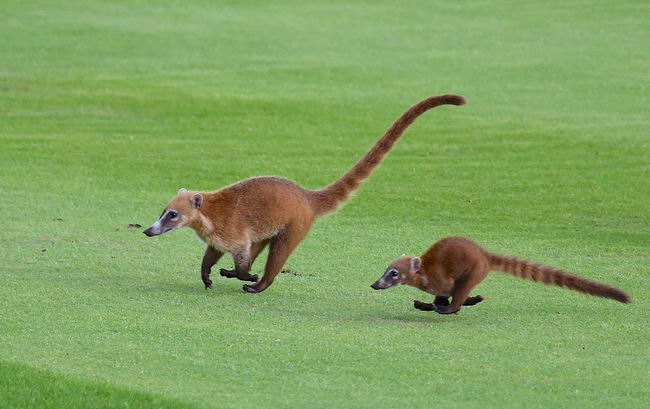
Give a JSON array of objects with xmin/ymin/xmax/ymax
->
[
  {"xmin": 463, "ymin": 295, "xmax": 484, "ymax": 306},
  {"xmin": 201, "ymin": 246, "xmax": 224, "ymax": 289},
  {"xmin": 242, "ymin": 224, "xmax": 309, "ymax": 294},
  {"xmin": 220, "ymin": 240, "xmax": 269, "ymax": 282}
]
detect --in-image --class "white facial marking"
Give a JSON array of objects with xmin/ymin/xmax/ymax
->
[
  {"xmin": 149, "ymin": 209, "xmax": 184, "ymax": 235},
  {"xmin": 150, "ymin": 219, "xmax": 163, "ymax": 234}
]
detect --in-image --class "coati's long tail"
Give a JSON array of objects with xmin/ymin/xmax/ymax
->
[
  {"xmin": 309, "ymin": 94, "xmax": 466, "ymax": 215},
  {"xmin": 488, "ymin": 253, "xmax": 631, "ymax": 303}
]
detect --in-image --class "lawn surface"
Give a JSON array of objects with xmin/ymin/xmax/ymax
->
[{"xmin": 1, "ymin": 1, "xmax": 648, "ymax": 408}]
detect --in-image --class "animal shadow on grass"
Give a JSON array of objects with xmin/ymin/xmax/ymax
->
[
  {"xmin": 358, "ymin": 309, "xmax": 461, "ymax": 325},
  {"xmin": 132, "ymin": 274, "xmax": 247, "ymax": 297},
  {"xmin": 350, "ymin": 295, "xmax": 479, "ymax": 325},
  {"xmin": 137, "ymin": 267, "xmax": 312, "ymax": 297},
  {"xmin": 134, "ymin": 270, "xmax": 456, "ymax": 325}
]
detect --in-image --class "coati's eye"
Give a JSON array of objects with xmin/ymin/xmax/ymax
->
[
  {"xmin": 169, "ymin": 211, "xmax": 178, "ymax": 218},
  {"xmin": 390, "ymin": 270, "xmax": 398, "ymax": 278}
]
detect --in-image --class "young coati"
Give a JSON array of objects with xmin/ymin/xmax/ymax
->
[
  {"xmin": 143, "ymin": 94, "xmax": 467, "ymax": 293},
  {"xmin": 371, "ymin": 236, "xmax": 631, "ymax": 314}
]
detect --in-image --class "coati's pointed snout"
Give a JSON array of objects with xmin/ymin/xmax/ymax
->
[
  {"xmin": 144, "ymin": 201, "xmax": 190, "ymax": 238},
  {"xmin": 371, "ymin": 278, "xmax": 392, "ymax": 290},
  {"xmin": 143, "ymin": 218, "xmax": 167, "ymax": 237},
  {"xmin": 143, "ymin": 219, "xmax": 180, "ymax": 237},
  {"xmin": 143, "ymin": 227, "xmax": 157, "ymax": 237}
]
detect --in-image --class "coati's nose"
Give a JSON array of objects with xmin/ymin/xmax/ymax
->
[
  {"xmin": 370, "ymin": 282, "xmax": 380, "ymax": 290},
  {"xmin": 143, "ymin": 227, "xmax": 155, "ymax": 237}
]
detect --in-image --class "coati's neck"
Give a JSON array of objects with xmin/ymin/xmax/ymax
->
[
  {"xmin": 408, "ymin": 273, "xmax": 431, "ymax": 293},
  {"xmin": 189, "ymin": 210, "xmax": 214, "ymax": 239}
]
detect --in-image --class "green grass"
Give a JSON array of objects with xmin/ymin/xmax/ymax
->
[{"xmin": 1, "ymin": 0, "xmax": 648, "ymax": 408}]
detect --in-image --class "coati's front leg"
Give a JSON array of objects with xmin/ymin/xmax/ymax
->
[
  {"xmin": 220, "ymin": 240, "xmax": 269, "ymax": 282},
  {"xmin": 413, "ymin": 300, "xmax": 436, "ymax": 311},
  {"xmin": 414, "ymin": 296, "xmax": 449, "ymax": 311},
  {"xmin": 201, "ymin": 246, "xmax": 224, "ymax": 289},
  {"xmin": 414, "ymin": 295, "xmax": 484, "ymax": 311},
  {"xmin": 415, "ymin": 295, "xmax": 487, "ymax": 311},
  {"xmin": 429, "ymin": 295, "xmax": 485, "ymax": 307},
  {"xmin": 434, "ymin": 296, "xmax": 450, "ymax": 306},
  {"xmin": 463, "ymin": 295, "xmax": 485, "ymax": 306},
  {"xmin": 219, "ymin": 249, "xmax": 258, "ymax": 283}
]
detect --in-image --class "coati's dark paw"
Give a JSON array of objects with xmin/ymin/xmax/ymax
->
[
  {"xmin": 219, "ymin": 268, "xmax": 236, "ymax": 278},
  {"xmin": 221, "ymin": 269, "xmax": 258, "ymax": 282},
  {"xmin": 462, "ymin": 295, "xmax": 484, "ymax": 306},
  {"xmin": 242, "ymin": 284, "xmax": 260, "ymax": 293},
  {"xmin": 414, "ymin": 300, "xmax": 435, "ymax": 311},
  {"xmin": 203, "ymin": 279, "xmax": 212, "ymax": 289},
  {"xmin": 241, "ymin": 274, "xmax": 258, "ymax": 282},
  {"xmin": 432, "ymin": 304, "xmax": 459, "ymax": 315},
  {"xmin": 243, "ymin": 282, "xmax": 268, "ymax": 293},
  {"xmin": 464, "ymin": 295, "xmax": 484, "ymax": 306}
]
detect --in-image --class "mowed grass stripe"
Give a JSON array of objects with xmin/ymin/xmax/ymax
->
[{"xmin": 0, "ymin": 360, "xmax": 202, "ymax": 409}]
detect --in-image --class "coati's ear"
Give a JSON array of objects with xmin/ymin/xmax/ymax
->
[
  {"xmin": 410, "ymin": 257, "xmax": 422, "ymax": 273},
  {"xmin": 178, "ymin": 188, "xmax": 188, "ymax": 196},
  {"xmin": 190, "ymin": 193, "xmax": 203, "ymax": 209}
]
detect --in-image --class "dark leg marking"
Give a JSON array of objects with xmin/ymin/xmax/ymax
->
[
  {"xmin": 463, "ymin": 295, "xmax": 484, "ymax": 306},
  {"xmin": 433, "ymin": 278, "xmax": 476, "ymax": 315},
  {"xmin": 434, "ymin": 296, "xmax": 450, "ymax": 306},
  {"xmin": 414, "ymin": 300, "xmax": 435, "ymax": 311},
  {"xmin": 220, "ymin": 240, "xmax": 270, "ymax": 282},
  {"xmin": 231, "ymin": 253, "xmax": 258, "ymax": 282},
  {"xmin": 201, "ymin": 246, "xmax": 223, "ymax": 289},
  {"xmin": 243, "ymin": 226, "xmax": 308, "ymax": 294}
]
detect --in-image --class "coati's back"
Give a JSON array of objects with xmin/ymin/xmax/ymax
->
[
  {"xmin": 420, "ymin": 236, "xmax": 490, "ymax": 279},
  {"xmin": 207, "ymin": 176, "xmax": 317, "ymax": 232}
]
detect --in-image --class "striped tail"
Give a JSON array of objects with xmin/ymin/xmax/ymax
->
[
  {"xmin": 309, "ymin": 94, "xmax": 466, "ymax": 215},
  {"xmin": 488, "ymin": 253, "xmax": 631, "ymax": 303}
]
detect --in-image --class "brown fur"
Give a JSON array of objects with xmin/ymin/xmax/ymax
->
[
  {"xmin": 371, "ymin": 236, "xmax": 631, "ymax": 315},
  {"xmin": 144, "ymin": 94, "xmax": 466, "ymax": 293}
]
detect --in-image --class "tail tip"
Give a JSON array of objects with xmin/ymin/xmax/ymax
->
[
  {"xmin": 614, "ymin": 291, "xmax": 632, "ymax": 304},
  {"xmin": 442, "ymin": 94, "xmax": 467, "ymax": 106}
]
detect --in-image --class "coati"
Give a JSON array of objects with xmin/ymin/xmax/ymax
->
[
  {"xmin": 143, "ymin": 94, "xmax": 467, "ymax": 293},
  {"xmin": 370, "ymin": 236, "xmax": 631, "ymax": 314}
]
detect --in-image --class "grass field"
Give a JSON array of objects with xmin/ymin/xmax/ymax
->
[{"xmin": 1, "ymin": 1, "xmax": 648, "ymax": 408}]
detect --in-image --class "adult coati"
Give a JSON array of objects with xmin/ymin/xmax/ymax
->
[
  {"xmin": 143, "ymin": 94, "xmax": 466, "ymax": 293},
  {"xmin": 371, "ymin": 236, "xmax": 631, "ymax": 314}
]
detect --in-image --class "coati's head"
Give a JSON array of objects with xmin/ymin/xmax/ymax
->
[
  {"xmin": 370, "ymin": 256, "xmax": 421, "ymax": 290},
  {"xmin": 143, "ymin": 188, "xmax": 204, "ymax": 237}
]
